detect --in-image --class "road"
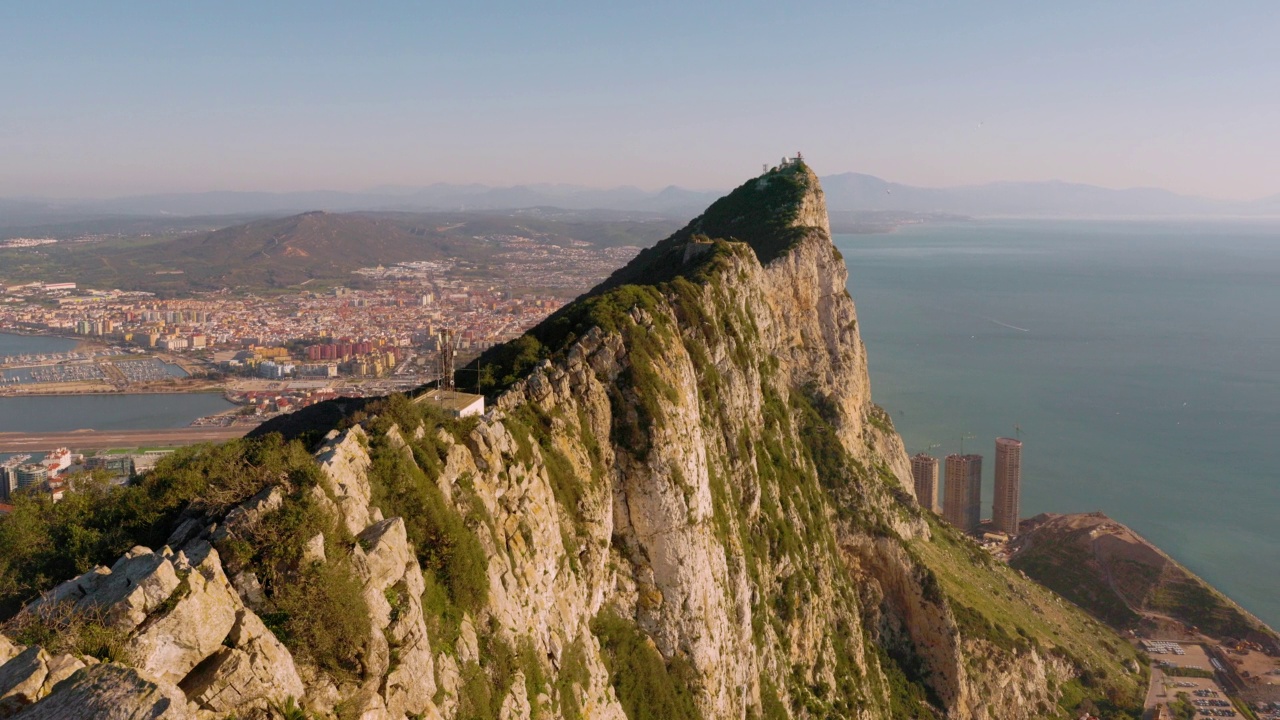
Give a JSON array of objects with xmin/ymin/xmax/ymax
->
[
  {"xmin": 0, "ymin": 426, "xmax": 252, "ymax": 452},
  {"xmin": 1144, "ymin": 664, "xmax": 1168, "ymax": 719}
]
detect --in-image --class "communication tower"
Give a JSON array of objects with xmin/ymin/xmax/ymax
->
[{"xmin": 437, "ymin": 329, "xmax": 456, "ymax": 391}]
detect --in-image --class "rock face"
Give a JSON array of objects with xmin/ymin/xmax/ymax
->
[
  {"xmin": 179, "ymin": 609, "xmax": 306, "ymax": 715},
  {"xmin": 0, "ymin": 162, "xmax": 1147, "ymax": 719},
  {"xmin": 11, "ymin": 664, "xmax": 194, "ymax": 720},
  {"xmin": 0, "ymin": 647, "xmax": 49, "ymax": 715}
]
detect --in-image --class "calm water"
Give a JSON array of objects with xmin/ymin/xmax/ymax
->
[
  {"xmin": 838, "ymin": 219, "xmax": 1280, "ymax": 629},
  {"xmin": 0, "ymin": 333, "xmax": 80, "ymax": 357},
  {"xmin": 0, "ymin": 393, "xmax": 233, "ymax": 434},
  {"xmin": 0, "ymin": 333, "xmax": 232, "ymax": 435}
]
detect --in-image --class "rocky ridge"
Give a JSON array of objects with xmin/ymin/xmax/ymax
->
[{"xmin": 0, "ymin": 161, "xmax": 1146, "ymax": 719}]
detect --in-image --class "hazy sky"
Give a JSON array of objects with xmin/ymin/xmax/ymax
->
[{"xmin": 2, "ymin": 2, "xmax": 1278, "ymax": 199}]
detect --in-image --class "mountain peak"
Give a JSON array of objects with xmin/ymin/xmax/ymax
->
[
  {"xmin": 680, "ymin": 158, "xmax": 829, "ymax": 264},
  {"xmin": 584, "ymin": 159, "xmax": 831, "ymax": 295}
]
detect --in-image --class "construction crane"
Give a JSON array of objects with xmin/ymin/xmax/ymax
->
[{"xmin": 959, "ymin": 433, "xmax": 976, "ymax": 455}]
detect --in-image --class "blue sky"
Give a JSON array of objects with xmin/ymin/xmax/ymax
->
[{"xmin": 1, "ymin": 1, "xmax": 1277, "ymax": 198}]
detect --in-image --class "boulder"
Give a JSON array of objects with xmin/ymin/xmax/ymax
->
[
  {"xmin": 230, "ymin": 570, "xmax": 266, "ymax": 608},
  {"xmin": 37, "ymin": 548, "xmax": 179, "ymax": 632},
  {"xmin": 457, "ymin": 615, "xmax": 480, "ymax": 666},
  {"xmin": 37, "ymin": 654, "xmax": 84, "ymax": 697},
  {"xmin": 358, "ymin": 518, "xmax": 416, "ymax": 598},
  {"xmin": 302, "ymin": 532, "xmax": 327, "ymax": 566},
  {"xmin": 315, "ymin": 426, "xmax": 374, "ymax": 536},
  {"xmin": 178, "ymin": 609, "xmax": 305, "ymax": 715},
  {"xmin": 163, "ymin": 517, "xmax": 205, "ymax": 549},
  {"xmin": 0, "ymin": 636, "xmax": 18, "ymax": 666},
  {"xmin": 10, "ymin": 663, "xmax": 194, "ymax": 720},
  {"xmin": 128, "ymin": 543, "xmax": 239, "ymax": 685},
  {"xmin": 434, "ymin": 651, "xmax": 461, "ymax": 718},
  {"xmin": 0, "ymin": 646, "xmax": 49, "ymax": 715},
  {"xmin": 212, "ymin": 485, "xmax": 284, "ymax": 543},
  {"xmin": 381, "ymin": 580, "xmax": 436, "ymax": 717},
  {"xmin": 338, "ymin": 689, "xmax": 389, "ymax": 720},
  {"xmin": 499, "ymin": 670, "xmax": 531, "ymax": 720}
]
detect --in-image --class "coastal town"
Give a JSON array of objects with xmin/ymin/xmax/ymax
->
[
  {"xmin": 0, "ymin": 234, "xmax": 641, "ymax": 418},
  {"xmin": 0, "ymin": 232, "xmax": 642, "ymax": 512}
]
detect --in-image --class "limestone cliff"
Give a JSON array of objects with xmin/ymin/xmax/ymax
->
[{"xmin": 0, "ymin": 162, "xmax": 1147, "ymax": 719}]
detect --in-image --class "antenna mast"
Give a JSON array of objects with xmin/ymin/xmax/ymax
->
[{"xmin": 437, "ymin": 329, "xmax": 456, "ymax": 391}]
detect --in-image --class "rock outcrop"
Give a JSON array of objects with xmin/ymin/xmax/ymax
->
[
  {"xmin": 11, "ymin": 664, "xmax": 194, "ymax": 720},
  {"xmin": 0, "ymin": 161, "xmax": 1148, "ymax": 719}
]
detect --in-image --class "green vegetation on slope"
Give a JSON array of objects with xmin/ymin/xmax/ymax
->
[
  {"xmin": 0, "ymin": 436, "xmax": 316, "ymax": 617},
  {"xmin": 911, "ymin": 515, "xmax": 1147, "ymax": 719},
  {"xmin": 1010, "ymin": 515, "xmax": 1277, "ymax": 645},
  {"xmin": 600, "ymin": 161, "xmax": 817, "ymax": 290},
  {"xmin": 464, "ymin": 240, "xmax": 750, "ymax": 400},
  {"xmin": 346, "ymin": 393, "xmax": 496, "ymax": 660},
  {"xmin": 1012, "ymin": 539, "xmax": 1142, "ymax": 630},
  {"xmin": 0, "ymin": 435, "xmax": 371, "ymax": 676},
  {"xmin": 463, "ymin": 162, "xmax": 813, "ymax": 398},
  {"xmin": 362, "ymin": 394, "xmax": 488, "ymax": 616},
  {"xmin": 592, "ymin": 609, "xmax": 704, "ymax": 720}
]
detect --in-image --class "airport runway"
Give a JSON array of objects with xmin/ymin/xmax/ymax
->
[{"xmin": 0, "ymin": 426, "xmax": 252, "ymax": 452}]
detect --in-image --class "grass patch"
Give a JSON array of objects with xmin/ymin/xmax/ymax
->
[
  {"xmin": 591, "ymin": 608, "xmax": 704, "ymax": 720},
  {"xmin": 911, "ymin": 514, "xmax": 1146, "ymax": 718}
]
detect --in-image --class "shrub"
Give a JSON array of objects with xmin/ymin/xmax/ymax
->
[
  {"xmin": 363, "ymin": 412, "xmax": 488, "ymax": 615},
  {"xmin": 270, "ymin": 558, "xmax": 370, "ymax": 677},
  {"xmin": 2, "ymin": 601, "xmax": 130, "ymax": 663},
  {"xmin": 0, "ymin": 434, "xmax": 320, "ymax": 620},
  {"xmin": 591, "ymin": 608, "xmax": 703, "ymax": 720},
  {"xmin": 555, "ymin": 636, "xmax": 590, "ymax": 720}
]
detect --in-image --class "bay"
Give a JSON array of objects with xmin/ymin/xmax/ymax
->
[
  {"xmin": 0, "ymin": 392, "xmax": 233, "ymax": 434},
  {"xmin": 838, "ymin": 219, "xmax": 1280, "ymax": 629},
  {"xmin": 0, "ymin": 332, "xmax": 80, "ymax": 358},
  {"xmin": 0, "ymin": 333, "xmax": 232, "ymax": 435}
]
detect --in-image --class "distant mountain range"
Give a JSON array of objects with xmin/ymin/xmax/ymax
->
[
  {"xmin": 0, "ymin": 210, "xmax": 682, "ymax": 295},
  {"xmin": 821, "ymin": 173, "xmax": 1280, "ymax": 218},
  {"xmin": 4, "ymin": 173, "xmax": 1280, "ymax": 229}
]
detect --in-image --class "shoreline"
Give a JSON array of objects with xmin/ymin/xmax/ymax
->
[
  {"xmin": 0, "ymin": 328, "xmax": 89, "ymax": 344},
  {"xmin": 0, "ymin": 386, "xmax": 227, "ymax": 398}
]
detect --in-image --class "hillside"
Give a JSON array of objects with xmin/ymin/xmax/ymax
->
[
  {"xmin": 0, "ymin": 162, "xmax": 1147, "ymax": 719},
  {"xmin": 0, "ymin": 210, "xmax": 681, "ymax": 295},
  {"xmin": 1011, "ymin": 512, "xmax": 1280, "ymax": 648},
  {"xmin": 141, "ymin": 211, "xmax": 459, "ymax": 289}
]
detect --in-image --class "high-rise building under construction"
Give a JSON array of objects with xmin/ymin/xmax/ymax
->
[
  {"xmin": 992, "ymin": 437, "xmax": 1023, "ymax": 535},
  {"xmin": 910, "ymin": 453, "xmax": 939, "ymax": 513},
  {"xmin": 943, "ymin": 453, "xmax": 983, "ymax": 532}
]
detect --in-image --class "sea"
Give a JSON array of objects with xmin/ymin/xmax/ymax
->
[{"xmin": 836, "ymin": 218, "xmax": 1280, "ymax": 630}]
